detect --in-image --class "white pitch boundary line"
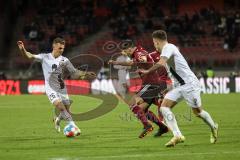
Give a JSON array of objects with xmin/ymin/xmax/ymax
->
[{"xmin": 50, "ymin": 150, "xmax": 240, "ymax": 160}]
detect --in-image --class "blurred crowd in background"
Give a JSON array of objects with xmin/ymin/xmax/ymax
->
[{"xmin": 0, "ymin": 0, "xmax": 240, "ymax": 80}]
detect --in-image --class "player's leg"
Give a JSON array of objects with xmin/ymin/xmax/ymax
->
[
  {"xmin": 145, "ymin": 110, "xmax": 168, "ymax": 137},
  {"xmin": 160, "ymin": 88, "xmax": 185, "ymax": 147},
  {"xmin": 47, "ymin": 90, "xmax": 76, "ymax": 133},
  {"xmin": 134, "ymin": 84, "xmax": 169, "ymax": 138},
  {"xmin": 184, "ymin": 87, "xmax": 218, "ymax": 143},
  {"xmin": 131, "ymin": 96, "xmax": 167, "ymax": 138},
  {"xmin": 150, "ymin": 82, "xmax": 169, "ymax": 122},
  {"xmin": 47, "ymin": 91, "xmax": 63, "ymax": 132},
  {"xmin": 60, "ymin": 93, "xmax": 81, "ymax": 134},
  {"xmin": 135, "ymin": 101, "xmax": 155, "ymax": 138},
  {"xmin": 129, "ymin": 95, "xmax": 152, "ymax": 134},
  {"xmin": 142, "ymin": 84, "xmax": 169, "ymax": 137},
  {"xmin": 156, "ymin": 98, "xmax": 164, "ymax": 121},
  {"xmin": 148, "ymin": 98, "xmax": 169, "ymax": 137},
  {"xmin": 192, "ymin": 107, "xmax": 218, "ymax": 143},
  {"xmin": 54, "ymin": 102, "xmax": 71, "ymax": 133},
  {"xmin": 53, "ymin": 99, "xmax": 80, "ymax": 134},
  {"xmin": 63, "ymin": 99, "xmax": 73, "ymax": 114},
  {"xmin": 158, "ymin": 81, "xmax": 173, "ymax": 121},
  {"xmin": 142, "ymin": 97, "xmax": 168, "ymax": 137},
  {"xmin": 145, "ymin": 109, "xmax": 163, "ymax": 128},
  {"xmin": 54, "ymin": 93, "xmax": 72, "ymax": 123},
  {"xmin": 143, "ymin": 86, "xmax": 162, "ymax": 124},
  {"xmin": 53, "ymin": 100, "xmax": 75, "ymax": 125}
]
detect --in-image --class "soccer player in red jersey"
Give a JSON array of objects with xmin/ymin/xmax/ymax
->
[{"xmin": 109, "ymin": 40, "xmax": 171, "ymax": 138}]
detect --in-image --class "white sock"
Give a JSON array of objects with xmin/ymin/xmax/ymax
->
[
  {"xmin": 198, "ymin": 110, "xmax": 216, "ymax": 131},
  {"xmin": 160, "ymin": 107, "xmax": 182, "ymax": 137}
]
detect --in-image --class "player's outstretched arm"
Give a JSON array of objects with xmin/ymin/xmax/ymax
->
[
  {"xmin": 137, "ymin": 56, "xmax": 168, "ymax": 75},
  {"xmin": 73, "ymin": 70, "xmax": 96, "ymax": 80},
  {"xmin": 149, "ymin": 56, "xmax": 168, "ymax": 72},
  {"xmin": 17, "ymin": 41, "xmax": 35, "ymax": 59},
  {"xmin": 108, "ymin": 60, "xmax": 134, "ymax": 66},
  {"xmin": 64, "ymin": 59, "xmax": 96, "ymax": 80},
  {"xmin": 82, "ymin": 71, "xmax": 96, "ymax": 80}
]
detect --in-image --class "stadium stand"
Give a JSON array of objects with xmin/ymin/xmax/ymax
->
[{"xmin": 1, "ymin": 0, "xmax": 240, "ymax": 79}]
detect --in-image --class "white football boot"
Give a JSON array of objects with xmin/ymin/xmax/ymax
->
[
  {"xmin": 210, "ymin": 123, "xmax": 219, "ymax": 144},
  {"xmin": 165, "ymin": 135, "xmax": 186, "ymax": 147}
]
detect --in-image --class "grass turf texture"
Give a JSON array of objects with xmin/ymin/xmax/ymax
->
[{"xmin": 0, "ymin": 94, "xmax": 240, "ymax": 160}]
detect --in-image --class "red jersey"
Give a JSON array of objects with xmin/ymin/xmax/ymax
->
[{"xmin": 131, "ymin": 46, "xmax": 170, "ymax": 85}]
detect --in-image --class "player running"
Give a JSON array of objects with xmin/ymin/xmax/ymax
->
[
  {"xmin": 109, "ymin": 40, "xmax": 170, "ymax": 138},
  {"xmin": 17, "ymin": 37, "xmax": 96, "ymax": 134},
  {"xmin": 138, "ymin": 30, "xmax": 218, "ymax": 147}
]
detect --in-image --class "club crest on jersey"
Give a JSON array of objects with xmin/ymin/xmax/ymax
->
[{"xmin": 52, "ymin": 64, "xmax": 58, "ymax": 71}]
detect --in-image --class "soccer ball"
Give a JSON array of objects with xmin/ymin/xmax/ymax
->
[{"xmin": 63, "ymin": 124, "xmax": 81, "ymax": 137}]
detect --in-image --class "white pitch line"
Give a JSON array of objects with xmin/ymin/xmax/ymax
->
[{"xmin": 50, "ymin": 150, "xmax": 240, "ymax": 160}]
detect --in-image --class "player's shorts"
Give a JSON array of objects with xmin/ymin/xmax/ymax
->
[
  {"xmin": 137, "ymin": 82, "xmax": 167, "ymax": 105},
  {"xmin": 45, "ymin": 86, "xmax": 71, "ymax": 106},
  {"xmin": 164, "ymin": 81, "xmax": 202, "ymax": 108}
]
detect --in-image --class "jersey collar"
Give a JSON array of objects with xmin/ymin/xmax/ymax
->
[{"xmin": 50, "ymin": 52, "xmax": 61, "ymax": 59}]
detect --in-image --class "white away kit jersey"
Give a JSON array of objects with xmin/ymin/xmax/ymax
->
[
  {"xmin": 33, "ymin": 53, "xmax": 77, "ymax": 91},
  {"xmin": 161, "ymin": 43, "xmax": 199, "ymax": 85}
]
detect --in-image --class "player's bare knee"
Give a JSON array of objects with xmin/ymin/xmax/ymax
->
[
  {"xmin": 192, "ymin": 107, "xmax": 202, "ymax": 116},
  {"xmin": 53, "ymin": 100, "xmax": 65, "ymax": 111},
  {"xmin": 139, "ymin": 102, "xmax": 149, "ymax": 111},
  {"xmin": 161, "ymin": 99, "xmax": 176, "ymax": 108},
  {"xmin": 128, "ymin": 95, "xmax": 143, "ymax": 106},
  {"xmin": 136, "ymin": 99, "xmax": 144, "ymax": 105}
]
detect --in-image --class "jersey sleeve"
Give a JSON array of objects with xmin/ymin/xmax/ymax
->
[
  {"xmin": 161, "ymin": 45, "xmax": 174, "ymax": 59},
  {"xmin": 33, "ymin": 54, "xmax": 44, "ymax": 62},
  {"xmin": 65, "ymin": 58, "xmax": 77, "ymax": 74}
]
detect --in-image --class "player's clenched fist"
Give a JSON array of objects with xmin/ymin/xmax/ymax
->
[
  {"xmin": 108, "ymin": 60, "xmax": 118, "ymax": 65},
  {"xmin": 17, "ymin": 41, "xmax": 25, "ymax": 50},
  {"xmin": 85, "ymin": 72, "xmax": 96, "ymax": 80}
]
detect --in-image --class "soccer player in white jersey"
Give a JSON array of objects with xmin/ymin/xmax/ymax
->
[
  {"xmin": 17, "ymin": 38, "xmax": 96, "ymax": 134},
  {"xmin": 113, "ymin": 54, "xmax": 131, "ymax": 99},
  {"xmin": 138, "ymin": 30, "xmax": 218, "ymax": 147}
]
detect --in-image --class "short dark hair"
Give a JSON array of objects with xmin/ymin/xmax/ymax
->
[
  {"xmin": 53, "ymin": 37, "xmax": 65, "ymax": 45},
  {"xmin": 121, "ymin": 39, "xmax": 135, "ymax": 50},
  {"xmin": 152, "ymin": 30, "xmax": 167, "ymax": 41}
]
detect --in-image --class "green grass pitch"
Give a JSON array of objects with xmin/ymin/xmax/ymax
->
[{"xmin": 0, "ymin": 94, "xmax": 240, "ymax": 160}]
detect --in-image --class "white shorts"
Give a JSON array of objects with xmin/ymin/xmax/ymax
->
[
  {"xmin": 45, "ymin": 86, "xmax": 71, "ymax": 106},
  {"xmin": 164, "ymin": 81, "xmax": 202, "ymax": 108}
]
